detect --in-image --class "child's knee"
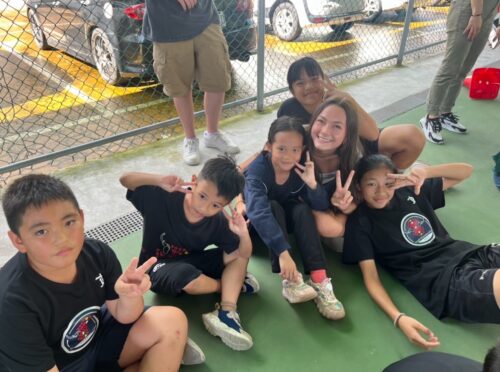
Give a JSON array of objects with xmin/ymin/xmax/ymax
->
[{"xmin": 146, "ymin": 306, "xmax": 188, "ymax": 334}]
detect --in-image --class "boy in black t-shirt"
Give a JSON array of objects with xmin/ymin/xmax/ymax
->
[
  {"xmin": 120, "ymin": 156, "xmax": 257, "ymax": 351},
  {"xmin": 0, "ymin": 174, "xmax": 204, "ymax": 372}
]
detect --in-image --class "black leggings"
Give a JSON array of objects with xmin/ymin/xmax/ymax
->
[{"xmin": 269, "ymin": 200, "xmax": 327, "ymax": 274}]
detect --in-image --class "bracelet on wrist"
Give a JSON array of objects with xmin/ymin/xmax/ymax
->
[
  {"xmin": 393, "ymin": 312, "xmax": 406, "ymax": 328},
  {"xmin": 471, "ymin": 13, "xmax": 482, "ymax": 16}
]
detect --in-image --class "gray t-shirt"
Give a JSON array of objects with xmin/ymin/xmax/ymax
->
[{"xmin": 143, "ymin": 0, "xmax": 220, "ymax": 43}]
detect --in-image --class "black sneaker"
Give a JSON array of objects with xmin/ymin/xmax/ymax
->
[
  {"xmin": 419, "ymin": 116, "xmax": 444, "ymax": 144},
  {"xmin": 440, "ymin": 112, "xmax": 467, "ymax": 133}
]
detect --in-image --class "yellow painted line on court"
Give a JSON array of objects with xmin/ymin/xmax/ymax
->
[
  {"xmin": 0, "ymin": 92, "xmax": 87, "ymax": 122},
  {"xmin": 265, "ymin": 34, "xmax": 357, "ymax": 55},
  {"xmin": 386, "ymin": 19, "xmax": 446, "ymax": 29}
]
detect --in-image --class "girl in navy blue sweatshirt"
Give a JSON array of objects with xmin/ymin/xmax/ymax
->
[{"xmin": 244, "ymin": 116, "xmax": 345, "ymax": 320}]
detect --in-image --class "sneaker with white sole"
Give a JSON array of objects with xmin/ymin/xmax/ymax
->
[
  {"xmin": 440, "ymin": 112, "xmax": 467, "ymax": 133},
  {"xmin": 282, "ymin": 273, "xmax": 318, "ymax": 304},
  {"xmin": 204, "ymin": 131, "xmax": 240, "ymax": 154},
  {"xmin": 307, "ymin": 278, "xmax": 345, "ymax": 320},
  {"xmin": 181, "ymin": 338, "xmax": 205, "ymax": 365},
  {"xmin": 202, "ymin": 304, "xmax": 253, "ymax": 351},
  {"xmin": 241, "ymin": 272, "xmax": 260, "ymax": 294},
  {"xmin": 183, "ymin": 137, "xmax": 201, "ymax": 165},
  {"xmin": 419, "ymin": 116, "xmax": 444, "ymax": 145}
]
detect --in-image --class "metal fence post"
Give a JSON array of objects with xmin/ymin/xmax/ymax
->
[
  {"xmin": 397, "ymin": 0, "xmax": 416, "ymax": 66},
  {"xmin": 256, "ymin": 0, "xmax": 266, "ymax": 112}
]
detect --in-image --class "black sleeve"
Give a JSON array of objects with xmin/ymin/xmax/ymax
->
[
  {"xmin": 342, "ymin": 210, "xmax": 376, "ymax": 264},
  {"xmin": 0, "ymin": 298, "xmax": 55, "ymax": 372},
  {"xmin": 126, "ymin": 185, "xmax": 162, "ymax": 215},
  {"xmin": 100, "ymin": 241, "xmax": 123, "ymax": 300},
  {"xmin": 420, "ymin": 178, "xmax": 445, "ymax": 210},
  {"xmin": 212, "ymin": 216, "xmax": 240, "ymax": 255}
]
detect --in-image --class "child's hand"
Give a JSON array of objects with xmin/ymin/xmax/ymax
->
[
  {"xmin": 398, "ymin": 315, "xmax": 440, "ymax": 350},
  {"xmin": 223, "ymin": 206, "xmax": 249, "ymax": 237},
  {"xmin": 295, "ymin": 152, "xmax": 317, "ymax": 190},
  {"xmin": 279, "ymin": 251, "xmax": 299, "ymax": 282},
  {"xmin": 330, "ymin": 170, "xmax": 354, "ymax": 212},
  {"xmin": 159, "ymin": 175, "xmax": 195, "ymax": 193},
  {"xmin": 388, "ymin": 167, "xmax": 427, "ymax": 195},
  {"xmin": 115, "ymin": 257, "xmax": 157, "ymax": 298},
  {"xmin": 322, "ymin": 76, "xmax": 337, "ymax": 100}
]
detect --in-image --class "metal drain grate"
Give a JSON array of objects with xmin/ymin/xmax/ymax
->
[{"xmin": 85, "ymin": 210, "xmax": 143, "ymax": 244}]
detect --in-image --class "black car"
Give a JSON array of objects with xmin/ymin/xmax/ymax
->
[{"xmin": 26, "ymin": 0, "xmax": 256, "ymax": 85}]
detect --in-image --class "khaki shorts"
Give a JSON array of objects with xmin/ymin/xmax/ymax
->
[{"xmin": 153, "ymin": 24, "xmax": 232, "ymax": 97}]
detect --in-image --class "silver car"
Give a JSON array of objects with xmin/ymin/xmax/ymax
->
[{"xmin": 256, "ymin": 0, "xmax": 366, "ymax": 41}]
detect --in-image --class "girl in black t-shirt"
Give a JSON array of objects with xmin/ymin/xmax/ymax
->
[{"xmin": 344, "ymin": 154, "xmax": 500, "ymax": 349}]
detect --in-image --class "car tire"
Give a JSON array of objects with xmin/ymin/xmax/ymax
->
[
  {"xmin": 363, "ymin": 0, "xmax": 383, "ymax": 22},
  {"xmin": 330, "ymin": 22, "xmax": 354, "ymax": 34},
  {"xmin": 272, "ymin": 2, "xmax": 302, "ymax": 41},
  {"xmin": 90, "ymin": 28, "xmax": 124, "ymax": 85},
  {"xmin": 28, "ymin": 8, "xmax": 49, "ymax": 50}
]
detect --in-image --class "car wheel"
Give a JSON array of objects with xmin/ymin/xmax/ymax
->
[
  {"xmin": 90, "ymin": 28, "xmax": 123, "ymax": 85},
  {"xmin": 330, "ymin": 22, "xmax": 354, "ymax": 34},
  {"xmin": 363, "ymin": 0, "xmax": 382, "ymax": 22},
  {"xmin": 272, "ymin": 2, "xmax": 302, "ymax": 41},
  {"xmin": 28, "ymin": 8, "xmax": 49, "ymax": 50}
]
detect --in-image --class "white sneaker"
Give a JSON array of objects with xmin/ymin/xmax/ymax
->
[
  {"xmin": 307, "ymin": 278, "xmax": 345, "ymax": 320},
  {"xmin": 183, "ymin": 137, "xmax": 201, "ymax": 166},
  {"xmin": 203, "ymin": 131, "xmax": 240, "ymax": 154},
  {"xmin": 202, "ymin": 304, "xmax": 253, "ymax": 351},
  {"xmin": 419, "ymin": 116, "xmax": 444, "ymax": 145},
  {"xmin": 241, "ymin": 272, "xmax": 260, "ymax": 294},
  {"xmin": 440, "ymin": 112, "xmax": 467, "ymax": 133},
  {"xmin": 181, "ymin": 338, "xmax": 205, "ymax": 365},
  {"xmin": 282, "ymin": 273, "xmax": 318, "ymax": 304}
]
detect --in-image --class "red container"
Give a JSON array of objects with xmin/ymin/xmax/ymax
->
[{"xmin": 465, "ymin": 68, "xmax": 500, "ymax": 100}]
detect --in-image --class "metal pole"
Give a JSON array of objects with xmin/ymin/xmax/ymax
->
[
  {"xmin": 397, "ymin": 0, "xmax": 416, "ymax": 66},
  {"xmin": 256, "ymin": 0, "xmax": 266, "ymax": 111}
]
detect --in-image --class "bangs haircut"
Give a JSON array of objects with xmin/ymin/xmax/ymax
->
[
  {"xmin": 198, "ymin": 155, "xmax": 245, "ymax": 202},
  {"xmin": 287, "ymin": 57, "xmax": 325, "ymax": 91},
  {"xmin": 267, "ymin": 116, "xmax": 306, "ymax": 146},
  {"xmin": 2, "ymin": 174, "xmax": 80, "ymax": 234},
  {"xmin": 354, "ymin": 154, "xmax": 398, "ymax": 186}
]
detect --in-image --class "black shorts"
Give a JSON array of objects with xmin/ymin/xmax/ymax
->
[
  {"xmin": 62, "ymin": 306, "xmax": 148, "ymax": 372},
  {"xmin": 446, "ymin": 243, "xmax": 500, "ymax": 323},
  {"xmin": 149, "ymin": 248, "xmax": 225, "ymax": 296}
]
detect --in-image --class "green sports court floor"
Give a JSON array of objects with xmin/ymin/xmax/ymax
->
[{"xmin": 111, "ymin": 90, "xmax": 500, "ymax": 371}]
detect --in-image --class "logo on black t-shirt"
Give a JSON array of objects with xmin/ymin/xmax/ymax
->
[
  {"xmin": 61, "ymin": 306, "xmax": 100, "ymax": 354},
  {"xmin": 400, "ymin": 213, "xmax": 435, "ymax": 246}
]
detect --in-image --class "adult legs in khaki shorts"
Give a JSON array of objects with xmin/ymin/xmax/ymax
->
[{"xmin": 153, "ymin": 24, "xmax": 239, "ymax": 166}]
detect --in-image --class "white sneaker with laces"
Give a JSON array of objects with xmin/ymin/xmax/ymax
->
[
  {"xmin": 202, "ymin": 304, "xmax": 253, "ymax": 351},
  {"xmin": 204, "ymin": 131, "xmax": 240, "ymax": 154},
  {"xmin": 183, "ymin": 137, "xmax": 201, "ymax": 166},
  {"xmin": 282, "ymin": 273, "xmax": 318, "ymax": 304},
  {"xmin": 440, "ymin": 112, "xmax": 467, "ymax": 133},
  {"xmin": 307, "ymin": 278, "xmax": 345, "ymax": 320},
  {"xmin": 419, "ymin": 116, "xmax": 444, "ymax": 145},
  {"xmin": 181, "ymin": 338, "xmax": 205, "ymax": 365},
  {"xmin": 241, "ymin": 272, "xmax": 260, "ymax": 294}
]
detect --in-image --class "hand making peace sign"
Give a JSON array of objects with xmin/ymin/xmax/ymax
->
[
  {"xmin": 295, "ymin": 151, "xmax": 318, "ymax": 190},
  {"xmin": 330, "ymin": 170, "xmax": 355, "ymax": 212},
  {"xmin": 322, "ymin": 75, "xmax": 337, "ymax": 100},
  {"xmin": 115, "ymin": 257, "xmax": 157, "ymax": 298},
  {"xmin": 223, "ymin": 206, "xmax": 249, "ymax": 237},
  {"xmin": 387, "ymin": 166, "xmax": 427, "ymax": 195},
  {"xmin": 159, "ymin": 175, "xmax": 195, "ymax": 193}
]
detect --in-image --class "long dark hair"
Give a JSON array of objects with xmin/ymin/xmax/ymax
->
[{"xmin": 308, "ymin": 97, "xmax": 360, "ymax": 184}]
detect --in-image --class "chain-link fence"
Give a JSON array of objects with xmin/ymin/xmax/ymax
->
[{"xmin": 0, "ymin": 0, "xmax": 449, "ymax": 184}]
